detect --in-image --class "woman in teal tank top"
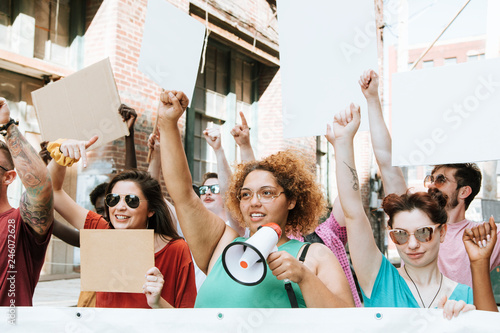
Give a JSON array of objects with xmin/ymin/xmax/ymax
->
[
  {"xmin": 329, "ymin": 104, "xmax": 475, "ymax": 318},
  {"xmin": 157, "ymin": 90, "xmax": 355, "ymax": 308}
]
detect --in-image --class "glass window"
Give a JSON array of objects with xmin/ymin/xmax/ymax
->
[
  {"xmin": 34, "ymin": 0, "xmax": 71, "ymax": 64},
  {"xmin": 190, "ymin": 42, "xmax": 257, "ymax": 184},
  {"xmin": 422, "ymin": 60, "xmax": 434, "ymax": 69},
  {"xmin": 444, "ymin": 57, "xmax": 457, "ymax": 66}
]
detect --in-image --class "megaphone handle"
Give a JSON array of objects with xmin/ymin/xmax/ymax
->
[{"xmin": 284, "ymin": 280, "xmax": 299, "ymax": 308}]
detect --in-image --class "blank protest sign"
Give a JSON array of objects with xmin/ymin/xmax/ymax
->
[
  {"xmin": 31, "ymin": 58, "xmax": 128, "ymax": 149},
  {"xmin": 138, "ymin": 0, "xmax": 205, "ymax": 105},
  {"xmin": 277, "ymin": 0, "xmax": 377, "ymax": 138},
  {"xmin": 80, "ymin": 229, "xmax": 154, "ymax": 293},
  {"xmin": 392, "ymin": 57, "xmax": 500, "ymax": 167}
]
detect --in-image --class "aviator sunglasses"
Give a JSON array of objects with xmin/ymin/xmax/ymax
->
[
  {"xmin": 105, "ymin": 193, "xmax": 145, "ymax": 209},
  {"xmin": 389, "ymin": 225, "xmax": 440, "ymax": 245},
  {"xmin": 198, "ymin": 184, "xmax": 220, "ymax": 195}
]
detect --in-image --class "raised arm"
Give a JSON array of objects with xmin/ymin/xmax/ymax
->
[
  {"xmin": 52, "ymin": 220, "xmax": 80, "ymax": 247},
  {"xmin": 47, "ymin": 137, "xmax": 98, "ymax": 230},
  {"xmin": 0, "ymin": 98, "xmax": 53, "ymax": 239},
  {"xmin": 359, "ymin": 70, "xmax": 406, "ymax": 195},
  {"xmin": 231, "ymin": 111, "xmax": 255, "ymax": 163},
  {"xmin": 119, "ymin": 104, "xmax": 138, "ymax": 170},
  {"xmin": 147, "ymin": 132, "xmax": 161, "ymax": 182},
  {"xmin": 463, "ymin": 217, "xmax": 499, "ymax": 312},
  {"xmin": 327, "ymin": 103, "xmax": 382, "ymax": 297},
  {"xmin": 158, "ymin": 91, "xmax": 237, "ymax": 273},
  {"xmin": 203, "ymin": 127, "xmax": 245, "ymax": 236}
]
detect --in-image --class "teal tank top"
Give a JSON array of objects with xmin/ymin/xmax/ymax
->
[{"xmin": 195, "ymin": 238, "xmax": 307, "ymax": 308}]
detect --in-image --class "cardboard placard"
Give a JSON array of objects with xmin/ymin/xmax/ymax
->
[
  {"xmin": 392, "ymin": 57, "xmax": 500, "ymax": 166},
  {"xmin": 277, "ymin": 0, "xmax": 377, "ymax": 138},
  {"xmin": 80, "ymin": 229, "xmax": 154, "ymax": 293},
  {"xmin": 31, "ymin": 58, "xmax": 128, "ymax": 149},
  {"xmin": 138, "ymin": 0, "xmax": 206, "ymax": 105}
]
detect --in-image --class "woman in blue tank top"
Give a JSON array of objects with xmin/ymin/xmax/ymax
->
[
  {"xmin": 157, "ymin": 90, "xmax": 354, "ymax": 308},
  {"xmin": 328, "ymin": 104, "xmax": 475, "ymax": 318}
]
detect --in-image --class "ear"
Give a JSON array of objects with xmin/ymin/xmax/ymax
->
[
  {"xmin": 439, "ymin": 224, "xmax": 447, "ymax": 243},
  {"xmin": 148, "ymin": 211, "xmax": 155, "ymax": 218},
  {"xmin": 2, "ymin": 170, "xmax": 16, "ymax": 186},
  {"xmin": 458, "ymin": 185, "xmax": 472, "ymax": 201},
  {"xmin": 287, "ymin": 198, "xmax": 296, "ymax": 210}
]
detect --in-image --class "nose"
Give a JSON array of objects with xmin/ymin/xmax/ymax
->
[
  {"xmin": 115, "ymin": 197, "xmax": 127, "ymax": 210},
  {"xmin": 407, "ymin": 234, "xmax": 420, "ymax": 249},
  {"xmin": 249, "ymin": 192, "xmax": 261, "ymax": 206}
]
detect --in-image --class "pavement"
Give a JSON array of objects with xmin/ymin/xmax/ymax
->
[{"xmin": 33, "ymin": 278, "xmax": 81, "ymax": 307}]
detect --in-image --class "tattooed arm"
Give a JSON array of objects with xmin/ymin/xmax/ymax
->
[
  {"xmin": 326, "ymin": 104, "xmax": 383, "ymax": 298},
  {"xmin": 0, "ymin": 98, "xmax": 53, "ymax": 239}
]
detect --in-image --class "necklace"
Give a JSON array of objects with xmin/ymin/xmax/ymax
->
[{"xmin": 404, "ymin": 265, "xmax": 443, "ymax": 308}]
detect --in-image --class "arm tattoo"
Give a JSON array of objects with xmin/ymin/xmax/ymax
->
[
  {"xmin": 343, "ymin": 162, "xmax": 359, "ymax": 191},
  {"xmin": 7, "ymin": 126, "xmax": 54, "ymax": 235}
]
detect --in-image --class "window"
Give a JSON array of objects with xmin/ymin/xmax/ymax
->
[
  {"xmin": 0, "ymin": 0, "xmax": 83, "ymax": 67},
  {"xmin": 34, "ymin": 0, "xmax": 71, "ymax": 64},
  {"xmin": 467, "ymin": 54, "xmax": 485, "ymax": 62},
  {"xmin": 444, "ymin": 57, "xmax": 457, "ymax": 66},
  {"xmin": 190, "ymin": 44, "xmax": 229, "ymax": 183},
  {"xmin": 422, "ymin": 60, "xmax": 434, "ymax": 69},
  {"xmin": 187, "ymin": 41, "xmax": 258, "ymax": 184}
]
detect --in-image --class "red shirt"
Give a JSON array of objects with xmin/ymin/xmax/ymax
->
[
  {"xmin": 84, "ymin": 211, "xmax": 196, "ymax": 308},
  {"xmin": 0, "ymin": 208, "xmax": 52, "ymax": 306}
]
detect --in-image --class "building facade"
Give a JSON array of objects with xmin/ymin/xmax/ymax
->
[{"xmin": 0, "ymin": 0, "xmax": 374, "ymax": 279}]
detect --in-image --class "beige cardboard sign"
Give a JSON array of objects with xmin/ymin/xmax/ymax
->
[
  {"xmin": 31, "ymin": 58, "xmax": 128, "ymax": 149},
  {"xmin": 80, "ymin": 229, "xmax": 154, "ymax": 293}
]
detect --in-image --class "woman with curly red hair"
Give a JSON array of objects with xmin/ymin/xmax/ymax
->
[
  {"xmin": 329, "ymin": 103, "xmax": 475, "ymax": 319},
  {"xmin": 157, "ymin": 90, "xmax": 354, "ymax": 308}
]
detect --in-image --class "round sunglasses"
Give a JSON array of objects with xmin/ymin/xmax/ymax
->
[
  {"xmin": 198, "ymin": 184, "xmax": 220, "ymax": 195},
  {"xmin": 105, "ymin": 193, "xmax": 146, "ymax": 209},
  {"xmin": 389, "ymin": 225, "xmax": 440, "ymax": 245}
]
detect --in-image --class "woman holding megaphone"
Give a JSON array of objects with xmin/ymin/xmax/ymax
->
[{"xmin": 158, "ymin": 90, "xmax": 354, "ymax": 308}]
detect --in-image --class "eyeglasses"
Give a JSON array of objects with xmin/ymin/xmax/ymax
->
[
  {"xmin": 423, "ymin": 174, "xmax": 457, "ymax": 188},
  {"xmin": 237, "ymin": 187, "xmax": 284, "ymax": 203},
  {"xmin": 0, "ymin": 165, "xmax": 9, "ymax": 172},
  {"xmin": 389, "ymin": 225, "xmax": 440, "ymax": 245},
  {"xmin": 105, "ymin": 194, "xmax": 146, "ymax": 209},
  {"xmin": 199, "ymin": 184, "xmax": 220, "ymax": 195}
]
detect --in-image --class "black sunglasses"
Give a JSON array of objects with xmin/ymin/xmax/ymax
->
[
  {"xmin": 0, "ymin": 165, "xmax": 9, "ymax": 172},
  {"xmin": 199, "ymin": 185, "xmax": 220, "ymax": 195},
  {"xmin": 105, "ymin": 193, "xmax": 145, "ymax": 209}
]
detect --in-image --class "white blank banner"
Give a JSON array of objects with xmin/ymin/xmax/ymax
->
[
  {"xmin": 2, "ymin": 307, "xmax": 499, "ymax": 332},
  {"xmin": 277, "ymin": 0, "xmax": 377, "ymax": 138},
  {"xmin": 392, "ymin": 57, "xmax": 500, "ymax": 167},
  {"xmin": 138, "ymin": 0, "xmax": 205, "ymax": 105}
]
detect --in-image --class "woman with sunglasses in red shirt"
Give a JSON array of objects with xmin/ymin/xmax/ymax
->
[
  {"xmin": 328, "ymin": 103, "xmax": 475, "ymax": 319},
  {"xmin": 47, "ymin": 139, "xmax": 196, "ymax": 309}
]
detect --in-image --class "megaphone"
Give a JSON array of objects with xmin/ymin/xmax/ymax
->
[{"xmin": 222, "ymin": 223, "xmax": 282, "ymax": 286}]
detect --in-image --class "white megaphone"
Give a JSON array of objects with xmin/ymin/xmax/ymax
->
[{"xmin": 222, "ymin": 223, "xmax": 282, "ymax": 286}]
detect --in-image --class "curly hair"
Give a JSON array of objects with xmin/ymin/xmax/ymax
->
[
  {"xmin": 226, "ymin": 150, "xmax": 326, "ymax": 237},
  {"xmin": 382, "ymin": 189, "xmax": 448, "ymax": 228}
]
